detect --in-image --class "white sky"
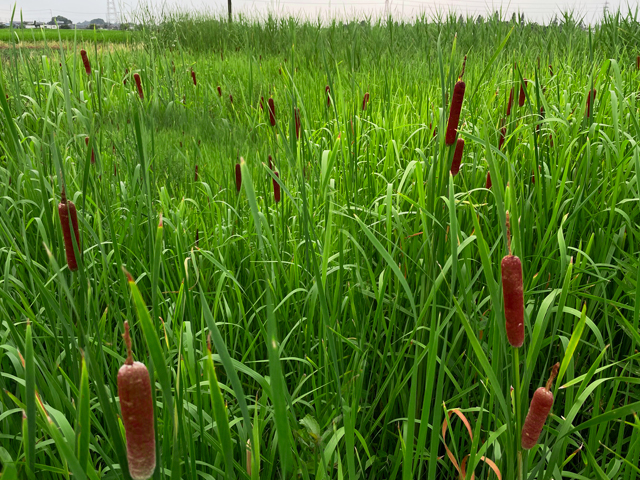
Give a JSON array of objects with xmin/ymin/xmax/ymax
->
[{"xmin": 0, "ymin": 0, "xmax": 630, "ymax": 24}]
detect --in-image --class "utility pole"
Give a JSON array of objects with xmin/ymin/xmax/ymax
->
[{"xmin": 228, "ymin": 0, "xmax": 232, "ymax": 23}]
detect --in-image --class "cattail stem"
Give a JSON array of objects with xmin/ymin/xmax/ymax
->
[
  {"xmin": 123, "ymin": 321, "xmax": 133, "ymax": 365},
  {"xmin": 506, "ymin": 210, "xmax": 512, "ymax": 255}
]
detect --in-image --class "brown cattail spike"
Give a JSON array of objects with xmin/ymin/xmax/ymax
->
[
  {"xmin": 80, "ymin": 49, "xmax": 91, "ymax": 75},
  {"xmin": 506, "ymin": 88, "xmax": 514, "ymax": 116},
  {"xmin": 521, "ymin": 363, "xmax": 559, "ymax": 449},
  {"xmin": 445, "ymin": 80, "xmax": 465, "ymax": 145},
  {"xmin": 58, "ymin": 189, "xmax": 81, "ymax": 272},
  {"xmin": 501, "ymin": 211, "xmax": 525, "ymax": 348},
  {"xmin": 134, "ymin": 73, "xmax": 143, "ymax": 99},
  {"xmin": 268, "ymin": 98, "xmax": 276, "ymax": 126},
  {"xmin": 295, "ymin": 108, "xmax": 301, "ymax": 139},
  {"xmin": 362, "ymin": 92, "xmax": 370, "ymax": 111},
  {"xmin": 235, "ymin": 163, "xmax": 242, "ymax": 192},
  {"xmin": 118, "ymin": 322, "xmax": 156, "ymax": 479},
  {"xmin": 519, "ymin": 78, "xmax": 527, "ymax": 107},
  {"xmin": 451, "ymin": 138, "xmax": 464, "ymax": 176}
]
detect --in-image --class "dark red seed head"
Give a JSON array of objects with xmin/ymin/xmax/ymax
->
[
  {"xmin": 268, "ymin": 98, "xmax": 276, "ymax": 126},
  {"xmin": 273, "ymin": 172, "xmax": 281, "ymax": 203},
  {"xmin": 445, "ymin": 81, "xmax": 465, "ymax": 145},
  {"xmin": 58, "ymin": 191, "xmax": 81, "ymax": 271},
  {"xmin": 501, "ymin": 212, "xmax": 524, "ymax": 348},
  {"xmin": 362, "ymin": 92, "xmax": 370, "ymax": 111},
  {"xmin": 295, "ymin": 108, "xmax": 301, "ymax": 139},
  {"xmin": 518, "ymin": 78, "xmax": 527, "ymax": 107},
  {"xmin": 326, "ymin": 85, "xmax": 331, "ymax": 106},
  {"xmin": 486, "ymin": 172, "xmax": 492, "ymax": 189},
  {"xmin": 195, "ymin": 164, "xmax": 199, "ymax": 181},
  {"xmin": 118, "ymin": 322, "xmax": 156, "ymax": 480},
  {"xmin": 506, "ymin": 88, "xmax": 514, "ymax": 116},
  {"xmin": 229, "ymin": 94, "xmax": 233, "ymax": 104},
  {"xmin": 134, "ymin": 73, "xmax": 143, "ymax": 99},
  {"xmin": 499, "ymin": 125, "xmax": 506, "ymax": 150},
  {"xmin": 217, "ymin": 86, "xmax": 222, "ymax": 97},
  {"xmin": 86, "ymin": 137, "xmax": 95, "ymax": 164},
  {"xmin": 235, "ymin": 163, "xmax": 242, "ymax": 192},
  {"xmin": 191, "ymin": 69, "xmax": 197, "ymax": 86},
  {"xmin": 521, "ymin": 363, "xmax": 559, "ymax": 449},
  {"xmin": 80, "ymin": 49, "xmax": 91, "ymax": 75},
  {"xmin": 586, "ymin": 89, "xmax": 596, "ymax": 117},
  {"xmin": 450, "ymin": 138, "xmax": 464, "ymax": 176},
  {"xmin": 268, "ymin": 155, "xmax": 273, "ymax": 170}
]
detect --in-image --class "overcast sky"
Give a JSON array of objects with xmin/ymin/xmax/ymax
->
[{"xmin": 0, "ymin": 0, "xmax": 629, "ymax": 24}]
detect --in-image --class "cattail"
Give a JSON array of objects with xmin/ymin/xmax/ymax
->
[
  {"xmin": 445, "ymin": 58, "xmax": 466, "ymax": 145},
  {"xmin": 362, "ymin": 92, "xmax": 370, "ymax": 111},
  {"xmin": 518, "ymin": 78, "xmax": 527, "ymax": 107},
  {"xmin": 235, "ymin": 163, "xmax": 242, "ymax": 192},
  {"xmin": 549, "ymin": 64, "xmax": 553, "ymax": 77},
  {"xmin": 85, "ymin": 137, "xmax": 95, "ymax": 164},
  {"xmin": 217, "ymin": 86, "xmax": 222, "ymax": 97},
  {"xmin": 195, "ymin": 164, "xmax": 199, "ymax": 181},
  {"xmin": 450, "ymin": 138, "xmax": 464, "ymax": 176},
  {"xmin": 260, "ymin": 96, "xmax": 264, "ymax": 111},
  {"xmin": 326, "ymin": 85, "xmax": 331, "ymax": 106},
  {"xmin": 268, "ymin": 155, "xmax": 273, "ymax": 170},
  {"xmin": 273, "ymin": 172, "xmax": 281, "ymax": 203},
  {"xmin": 191, "ymin": 69, "xmax": 197, "ymax": 86},
  {"xmin": 521, "ymin": 363, "xmax": 560, "ymax": 449},
  {"xmin": 429, "ymin": 122, "xmax": 437, "ymax": 137},
  {"xmin": 294, "ymin": 108, "xmax": 301, "ymax": 139},
  {"xmin": 499, "ymin": 126, "xmax": 506, "ymax": 150},
  {"xmin": 486, "ymin": 172, "xmax": 492, "ymax": 189},
  {"xmin": 537, "ymin": 106, "xmax": 545, "ymax": 132},
  {"xmin": 501, "ymin": 211, "xmax": 524, "ymax": 348},
  {"xmin": 80, "ymin": 49, "xmax": 91, "ymax": 75},
  {"xmin": 229, "ymin": 94, "xmax": 233, "ymax": 104},
  {"xmin": 586, "ymin": 89, "xmax": 596, "ymax": 117},
  {"xmin": 58, "ymin": 189, "xmax": 80, "ymax": 272},
  {"xmin": 506, "ymin": 88, "xmax": 514, "ymax": 116},
  {"xmin": 118, "ymin": 321, "xmax": 156, "ymax": 480},
  {"xmin": 134, "ymin": 73, "xmax": 143, "ymax": 99},
  {"xmin": 124, "ymin": 68, "xmax": 128, "ymax": 85},
  {"xmin": 268, "ymin": 98, "xmax": 276, "ymax": 126}
]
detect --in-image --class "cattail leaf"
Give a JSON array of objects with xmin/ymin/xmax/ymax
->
[
  {"xmin": 126, "ymin": 272, "xmax": 174, "ymax": 416},
  {"xmin": 205, "ymin": 347, "xmax": 236, "ymax": 479},
  {"xmin": 0, "ymin": 448, "xmax": 18, "ymax": 480},
  {"xmin": 556, "ymin": 303, "xmax": 587, "ymax": 389},
  {"xmin": 24, "ymin": 323, "xmax": 36, "ymax": 480},
  {"xmin": 353, "ymin": 214, "xmax": 417, "ymax": 320},
  {"xmin": 77, "ymin": 355, "xmax": 90, "ymax": 471},
  {"xmin": 198, "ymin": 288, "xmax": 254, "ymax": 452},
  {"xmin": 451, "ymin": 295, "xmax": 510, "ymax": 421}
]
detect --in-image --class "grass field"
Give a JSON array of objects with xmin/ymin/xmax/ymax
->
[
  {"xmin": 0, "ymin": 28, "xmax": 134, "ymax": 44},
  {"xmin": 1, "ymin": 10, "xmax": 640, "ymax": 480}
]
